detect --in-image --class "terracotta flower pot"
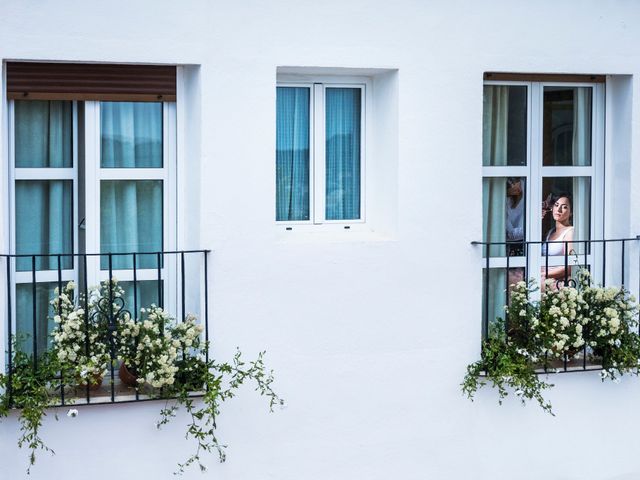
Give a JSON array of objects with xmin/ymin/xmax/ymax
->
[
  {"xmin": 78, "ymin": 373, "xmax": 103, "ymax": 391},
  {"xmin": 119, "ymin": 363, "xmax": 139, "ymax": 387}
]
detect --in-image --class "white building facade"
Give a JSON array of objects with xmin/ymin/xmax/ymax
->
[{"xmin": 1, "ymin": 1, "xmax": 640, "ymax": 479}]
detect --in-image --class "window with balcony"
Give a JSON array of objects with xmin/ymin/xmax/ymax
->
[
  {"xmin": 480, "ymin": 74, "xmax": 612, "ymax": 362},
  {"xmin": 3, "ymin": 62, "xmax": 209, "ymax": 404}
]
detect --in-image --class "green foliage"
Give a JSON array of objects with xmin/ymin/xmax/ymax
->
[
  {"xmin": 0, "ymin": 280, "xmax": 283, "ymax": 475},
  {"xmin": 158, "ymin": 347, "xmax": 283, "ymax": 475},
  {"xmin": 0, "ymin": 343, "xmax": 61, "ymax": 473},
  {"xmin": 462, "ymin": 323, "xmax": 555, "ymax": 415},
  {"xmin": 463, "ymin": 269, "xmax": 640, "ymax": 415}
]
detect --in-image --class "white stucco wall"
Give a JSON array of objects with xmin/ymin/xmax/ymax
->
[{"xmin": 1, "ymin": 1, "xmax": 640, "ymax": 479}]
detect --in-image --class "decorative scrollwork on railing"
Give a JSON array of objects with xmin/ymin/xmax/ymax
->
[{"xmin": 90, "ymin": 294, "xmax": 131, "ymax": 332}]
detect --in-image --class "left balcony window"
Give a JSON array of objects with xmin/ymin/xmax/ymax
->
[{"xmin": 10, "ymin": 99, "xmax": 175, "ymax": 355}]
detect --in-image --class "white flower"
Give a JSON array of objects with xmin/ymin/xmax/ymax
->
[{"xmin": 67, "ymin": 408, "xmax": 79, "ymax": 418}]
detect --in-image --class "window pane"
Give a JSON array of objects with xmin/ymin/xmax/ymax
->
[
  {"xmin": 15, "ymin": 180, "xmax": 73, "ymax": 271},
  {"xmin": 482, "ymin": 177, "xmax": 527, "ymax": 257},
  {"xmin": 541, "ymin": 177, "xmax": 591, "ymax": 257},
  {"xmin": 15, "ymin": 100, "xmax": 73, "ymax": 168},
  {"xmin": 543, "ymin": 87, "xmax": 592, "ymax": 166},
  {"xmin": 482, "ymin": 86, "xmax": 527, "ymax": 166},
  {"xmin": 482, "ymin": 267, "xmax": 525, "ymax": 337},
  {"xmin": 16, "ymin": 282, "xmax": 57, "ymax": 355},
  {"xmin": 101, "ymin": 102, "xmax": 163, "ymax": 168},
  {"xmin": 119, "ymin": 280, "xmax": 163, "ymax": 318},
  {"xmin": 100, "ymin": 180, "xmax": 163, "ymax": 269},
  {"xmin": 276, "ymin": 87, "xmax": 310, "ymax": 221},
  {"xmin": 326, "ymin": 88, "xmax": 361, "ymax": 220}
]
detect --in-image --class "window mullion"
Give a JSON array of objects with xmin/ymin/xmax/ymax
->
[
  {"xmin": 83, "ymin": 101, "xmax": 100, "ymax": 284},
  {"xmin": 313, "ymin": 83, "xmax": 326, "ymax": 224},
  {"xmin": 529, "ymin": 82, "xmax": 543, "ymax": 257}
]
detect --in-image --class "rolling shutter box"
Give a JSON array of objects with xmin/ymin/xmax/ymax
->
[{"xmin": 7, "ymin": 62, "xmax": 176, "ymax": 101}]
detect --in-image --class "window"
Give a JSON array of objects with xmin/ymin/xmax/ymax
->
[
  {"xmin": 481, "ymin": 77, "xmax": 605, "ymax": 332},
  {"xmin": 276, "ymin": 80, "xmax": 365, "ymax": 225},
  {"xmin": 8, "ymin": 99, "xmax": 176, "ymax": 354}
]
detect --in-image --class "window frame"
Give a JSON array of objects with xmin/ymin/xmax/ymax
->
[
  {"xmin": 6, "ymin": 98, "xmax": 178, "ymax": 339},
  {"xmin": 482, "ymin": 79, "xmax": 605, "ymax": 269},
  {"xmin": 276, "ymin": 75, "xmax": 369, "ymax": 228}
]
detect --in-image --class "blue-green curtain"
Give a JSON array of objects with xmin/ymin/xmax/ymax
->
[
  {"xmin": 325, "ymin": 88, "xmax": 361, "ymax": 220},
  {"xmin": 16, "ymin": 282, "xmax": 56, "ymax": 355},
  {"xmin": 119, "ymin": 280, "xmax": 162, "ymax": 319},
  {"xmin": 276, "ymin": 87, "xmax": 310, "ymax": 221},
  {"xmin": 101, "ymin": 102, "xmax": 162, "ymax": 168},
  {"xmin": 16, "ymin": 181, "xmax": 73, "ymax": 271},
  {"xmin": 100, "ymin": 102, "xmax": 163, "ymax": 270},
  {"xmin": 15, "ymin": 100, "xmax": 72, "ymax": 168},
  {"xmin": 100, "ymin": 180, "xmax": 163, "ymax": 270}
]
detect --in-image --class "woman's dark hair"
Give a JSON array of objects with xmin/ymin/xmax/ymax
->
[{"xmin": 553, "ymin": 192, "xmax": 573, "ymax": 212}]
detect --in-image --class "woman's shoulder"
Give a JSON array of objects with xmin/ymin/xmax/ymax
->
[{"xmin": 559, "ymin": 226, "xmax": 574, "ymax": 239}]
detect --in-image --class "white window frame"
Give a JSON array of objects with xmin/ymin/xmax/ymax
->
[
  {"xmin": 276, "ymin": 75, "xmax": 370, "ymax": 229},
  {"xmin": 482, "ymin": 79, "xmax": 605, "ymax": 282},
  {"xmin": 7, "ymin": 99, "xmax": 178, "ymax": 336}
]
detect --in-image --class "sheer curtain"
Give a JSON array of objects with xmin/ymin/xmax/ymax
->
[
  {"xmin": 325, "ymin": 88, "xmax": 361, "ymax": 220},
  {"xmin": 101, "ymin": 102, "xmax": 162, "ymax": 167},
  {"xmin": 14, "ymin": 101, "xmax": 73, "ymax": 271},
  {"xmin": 15, "ymin": 100, "xmax": 72, "ymax": 168},
  {"xmin": 276, "ymin": 87, "xmax": 310, "ymax": 221},
  {"xmin": 100, "ymin": 102, "xmax": 163, "ymax": 269},
  {"xmin": 16, "ymin": 181, "xmax": 72, "ymax": 271},
  {"xmin": 482, "ymin": 86, "xmax": 509, "ymax": 167},
  {"xmin": 482, "ymin": 86, "xmax": 510, "ymax": 257},
  {"xmin": 572, "ymin": 88, "xmax": 592, "ymax": 249}
]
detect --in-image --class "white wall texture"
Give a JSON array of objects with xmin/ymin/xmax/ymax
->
[{"xmin": 0, "ymin": 1, "xmax": 640, "ymax": 479}]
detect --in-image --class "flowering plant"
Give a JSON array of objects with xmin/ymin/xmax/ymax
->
[
  {"xmin": 463, "ymin": 268, "xmax": 640, "ymax": 414},
  {"xmin": 2, "ymin": 279, "xmax": 283, "ymax": 476},
  {"xmin": 117, "ymin": 306, "xmax": 178, "ymax": 388},
  {"xmin": 50, "ymin": 281, "xmax": 110, "ymax": 386}
]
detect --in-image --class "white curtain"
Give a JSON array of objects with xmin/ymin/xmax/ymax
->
[
  {"xmin": 572, "ymin": 88, "xmax": 592, "ymax": 253},
  {"xmin": 482, "ymin": 86, "xmax": 509, "ymax": 166},
  {"xmin": 572, "ymin": 87, "xmax": 591, "ymax": 167}
]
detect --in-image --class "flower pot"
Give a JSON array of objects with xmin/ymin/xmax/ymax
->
[
  {"xmin": 77, "ymin": 373, "xmax": 103, "ymax": 391},
  {"xmin": 119, "ymin": 363, "xmax": 139, "ymax": 387}
]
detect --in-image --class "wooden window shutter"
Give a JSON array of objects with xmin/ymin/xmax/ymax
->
[
  {"xmin": 484, "ymin": 72, "xmax": 605, "ymax": 83},
  {"xmin": 6, "ymin": 62, "xmax": 176, "ymax": 101}
]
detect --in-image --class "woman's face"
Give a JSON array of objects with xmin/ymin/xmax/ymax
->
[{"xmin": 552, "ymin": 197, "xmax": 572, "ymax": 224}]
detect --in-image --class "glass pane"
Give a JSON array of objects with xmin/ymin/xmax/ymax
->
[
  {"xmin": 482, "ymin": 177, "xmax": 527, "ymax": 257},
  {"xmin": 15, "ymin": 180, "xmax": 73, "ymax": 271},
  {"xmin": 119, "ymin": 280, "xmax": 163, "ymax": 318},
  {"xmin": 541, "ymin": 177, "xmax": 591, "ymax": 260},
  {"xmin": 482, "ymin": 267, "xmax": 525, "ymax": 337},
  {"xmin": 101, "ymin": 102, "xmax": 163, "ymax": 168},
  {"xmin": 482, "ymin": 85, "xmax": 527, "ymax": 166},
  {"xmin": 325, "ymin": 88, "xmax": 361, "ymax": 220},
  {"xmin": 543, "ymin": 87, "xmax": 592, "ymax": 166},
  {"xmin": 16, "ymin": 282, "xmax": 57, "ymax": 355},
  {"xmin": 100, "ymin": 180, "xmax": 163, "ymax": 269},
  {"xmin": 15, "ymin": 100, "xmax": 73, "ymax": 168},
  {"xmin": 276, "ymin": 87, "xmax": 310, "ymax": 221}
]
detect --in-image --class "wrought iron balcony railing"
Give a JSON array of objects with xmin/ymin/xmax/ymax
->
[
  {"xmin": 1, "ymin": 249, "xmax": 210, "ymax": 406},
  {"xmin": 472, "ymin": 237, "xmax": 640, "ymax": 373}
]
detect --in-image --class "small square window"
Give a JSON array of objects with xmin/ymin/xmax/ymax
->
[{"xmin": 276, "ymin": 80, "xmax": 365, "ymax": 225}]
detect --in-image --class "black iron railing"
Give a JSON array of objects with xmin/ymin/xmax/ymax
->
[
  {"xmin": 472, "ymin": 237, "xmax": 640, "ymax": 373},
  {"xmin": 2, "ymin": 250, "xmax": 210, "ymax": 406}
]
